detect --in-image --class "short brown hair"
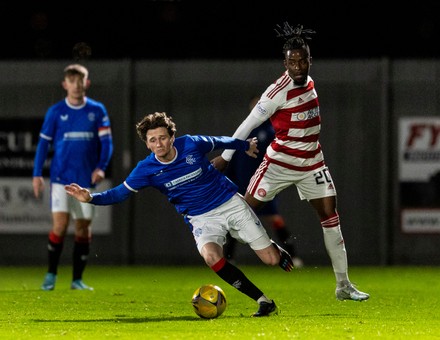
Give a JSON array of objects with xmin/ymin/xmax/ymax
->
[
  {"xmin": 63, "ymin": 64, "xmax": 89, "ymax": 79},
  {"xmin": 136, "ymin": 112, "xmax": 177, "ymax": 142}
]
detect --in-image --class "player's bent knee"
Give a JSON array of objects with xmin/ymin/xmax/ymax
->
[
  {"xmin": 203, "ymin": 255, "xmax": 223, "ymax": 267},
  {"xmin": 201, "ymin": 247, "xmax": 223, "ymax": 267}
]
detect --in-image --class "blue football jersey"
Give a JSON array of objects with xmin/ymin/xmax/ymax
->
[
  {"xmin": 91, "ymin": 134, "xmax": 249, "ymax": 216},
  {"xmin": 33, "ymin": 97, "xmax": 113, "ymax": 187}
]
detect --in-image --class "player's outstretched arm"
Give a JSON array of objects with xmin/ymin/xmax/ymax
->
[{"xmin": 65, "ymin": 183, "xmax": 93, "ymax": 203}]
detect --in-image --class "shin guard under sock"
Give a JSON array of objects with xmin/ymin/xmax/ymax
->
[
  {"xmin": 211, "ymin": 258, "xmax": 263, "ymax": 301},
  {"xmin": 47, "ymin": 231, "xmax": 64, "ymax": 274},
  {"xmin": 73, "ymin": 237, "xmax": 90, "ymax": 281}
]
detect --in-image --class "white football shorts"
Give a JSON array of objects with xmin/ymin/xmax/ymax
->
[
  {"xmin": 188, "ymin": 193, "xmax": 272, "ymax": 253},
  {"xmin": 51, "ymin": 183, "xmax": 95, "ymax": 220},
  {"xmin": 248, "ymin": 161, "xmax": 337, "ymax": 202}
]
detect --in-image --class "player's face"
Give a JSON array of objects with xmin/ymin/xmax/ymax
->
[
  {"xmin": 62, "ymin": 74, "xmax": 88, "ymax": 102},
  {"xmin": 284, "ymin": 49, "xmax": 311, "ymax": 86},
  {"xmin": 146, "ymin": 127, "xmax": 176, "ymax": 162}
]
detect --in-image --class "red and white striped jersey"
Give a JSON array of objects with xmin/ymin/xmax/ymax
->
[{"xmin": 253, "ymin": 71, "xmax": 325, "ymax": 172}]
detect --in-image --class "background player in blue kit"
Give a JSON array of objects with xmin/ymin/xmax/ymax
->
[
  {"xmin": 65, "ymin": 111, "xmax": 293, "ymax": 317},
  {"xmin": 224, "ymin": 95, "xmax": 303, "ymax": 268},
  {"xmin": 33, "ymin": 64, "xmax": 113, "ymax": 291}
]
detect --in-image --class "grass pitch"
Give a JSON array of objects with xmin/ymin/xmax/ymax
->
[{"xmin": 1, "ymin": 265, "xmax": 439, "ymax": 339}]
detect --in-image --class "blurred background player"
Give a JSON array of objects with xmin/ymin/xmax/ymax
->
[
  {"xmin": 224, "ymin": 95, "xmax": 303, "ymax": 268},
  {"xmin": 32, "ymin": 64, "xmax": 113, "ymax": 291}
]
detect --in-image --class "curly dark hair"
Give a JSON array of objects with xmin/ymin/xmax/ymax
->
[
  {"xmin": 274, "ymin": 22, "xmax": 316, "ymax": 56},
  {"xmin": 136, "ymin": 112, "xmax": 177, "ymax": 142}
]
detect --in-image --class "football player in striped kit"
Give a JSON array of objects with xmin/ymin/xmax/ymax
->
[
  {"xmin": 224, "ymin": 95, "xmax": 303, "ymax": 268},
  {"xmin": 212, "ymin": 23, "xmax": 369, "ymax": 302},
  {"xmin": 33, "ymin": 64, "xmax": 113, "ymax": 291}
]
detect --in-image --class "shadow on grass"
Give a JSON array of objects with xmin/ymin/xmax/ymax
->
[
  {"xmin": 297, "ymin": 313, "xmax": 362, "ymax": 318},
  {"xmin": 32, "ymin": 313, "xmax": 352, "ymax": 323},
  {"xmin": 32, "ymin": 316, "xmax": 236, "ymax": 322}
]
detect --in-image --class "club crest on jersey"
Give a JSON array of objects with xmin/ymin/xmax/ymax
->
[
  {"xmin": 88, "ymin": 112, "xmax": 96, "ymax": 121},
  {"xmin": 257, "ymin": 188, "xmax": 267, "ymax": 197},
  {"xmin": 186, "ymin": 155, "xmax": 196, "ymax": 165}
]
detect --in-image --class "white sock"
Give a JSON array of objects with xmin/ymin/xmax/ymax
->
[{"xmin": 322, "ymin": 225, "xmax": 349, "ymax": 284}]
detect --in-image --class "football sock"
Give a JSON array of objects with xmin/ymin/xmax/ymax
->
[
  {"xmin": 274, "ymin": 226, "xmax": 295, "ymax": 256},
  {"xmin": 223, "ymin": 234, "xmax": 236, "ymax": 260},
  {"xmin": 47, "ymin": 231, "xmax": 64, "ymax": 274},
  {"xmin": 211, "ymin": 257, "xmax": 264, "ymax": 301},
  {"xmin": 321, "ymin": 213, "xmax": 348, "ymax": 279},
  {"xmin": 271, "ymin": 215, "xmax": 296, "ymax": 257},
  {"xmin": 73, "ymin": 237, "xmax": 90, "ymax": 281}
]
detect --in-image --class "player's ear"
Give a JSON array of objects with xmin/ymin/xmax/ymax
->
[{"xmin": 85, "ymin": 79, "xmax": 91, "ymax": 89}]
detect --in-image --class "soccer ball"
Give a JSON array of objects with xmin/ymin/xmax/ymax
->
[{"xmin": 191, "ymin": 284, "xmax": 227, "ymax": 319}]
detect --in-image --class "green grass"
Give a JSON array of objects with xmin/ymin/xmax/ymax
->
[{"xmin": 1, "ymin": 265, "xmax": 439, "ymax": 339}]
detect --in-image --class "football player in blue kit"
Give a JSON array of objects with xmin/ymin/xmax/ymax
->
[
  {"xmin": 33, "ymin": 64, "xmax": 113, "ymax": 291},
  {"xmin": 65, "ymin": 111, "xmax": 293, "ymax": 317}
]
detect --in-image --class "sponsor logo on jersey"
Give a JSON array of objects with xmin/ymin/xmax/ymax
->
[
  {"xmin": 294, "ymin": 106, "xmax": 319, "ymax": 121},
  {"xmin": 165, "ymin": 167, "xmax": 202, "ymax": 188},
  {"xmin": 60, "ymin": 114, "xmax": 68, "ymax": 121},
  {"xmin": 256, "ymin": 102, "xmax": 267, "ymax": 116},
  {"xmin": 64, "ymin": 131, "xmax": 94, "ymax": 140}
]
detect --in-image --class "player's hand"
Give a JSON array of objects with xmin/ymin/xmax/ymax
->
[
  {"xmin": 65, "ymin": 183, "xmax": 93, "ymax": 203},
  {"xmin": 91, "ymin": 168, "xmax": 105, "ymax": 185},
  {"xmin": 245, "ymin": 137, "xmax": 259, "ymax": 158},
  {"xmin": 210, "ymin": 156, "xmax": 229, "ymax": 172},
  {"xmin": 32, "ymin": 177, "xmax": 45, "ymax": 199}
]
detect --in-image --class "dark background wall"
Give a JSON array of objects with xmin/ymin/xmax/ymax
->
[
  {"xmin": 1, "ymin": 1, "xmax": 439, "ymax": 61},
  {"xmin": 0, "ymin": 59, "xmax": 439, "ymax": 267}
]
